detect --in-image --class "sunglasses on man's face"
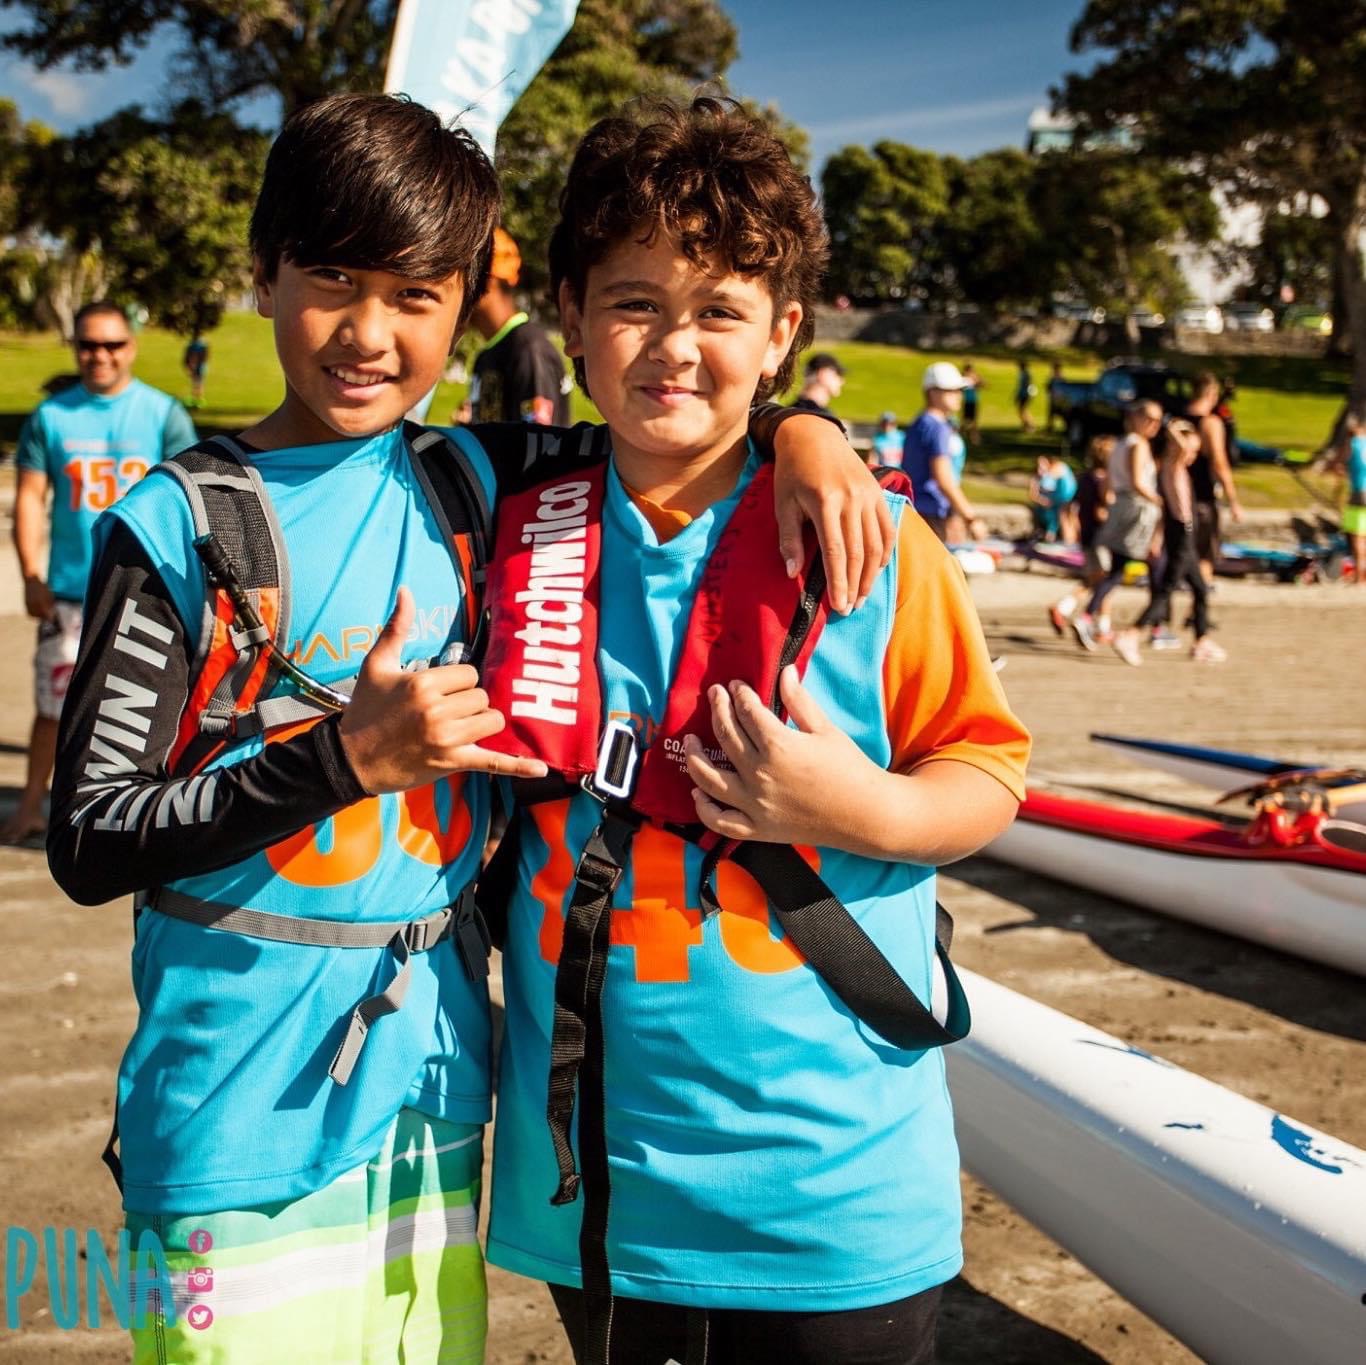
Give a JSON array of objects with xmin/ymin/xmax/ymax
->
[{"xmin": 76, "ymin": 338, "xmax": 129, "ymax": 354}]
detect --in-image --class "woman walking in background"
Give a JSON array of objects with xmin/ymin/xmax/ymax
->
[
  {"xmin": 1071, "ymin": 401, "xmax": 1164, "ymax": 650},
  {"xmin": 1112, "ymin": 418, "xmax": 1226, "ymax": 664}
]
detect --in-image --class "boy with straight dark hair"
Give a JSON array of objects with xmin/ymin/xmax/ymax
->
[
  {"xmin": 481, "ymin": 98, "xmax": 1030, "ymax": 1365},
  {"xmin": 47, "ymin": 92, "xmax": 886, "ymax": 1363}
]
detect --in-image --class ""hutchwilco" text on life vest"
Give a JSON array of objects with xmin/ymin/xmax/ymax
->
[{"xmin": 510, "ymin": 480, "xmax": 590, "ymax": 725}]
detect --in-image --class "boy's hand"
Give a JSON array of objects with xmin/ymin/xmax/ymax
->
[
  {"xmin": 773, "ymin": 418, "xmax": 894, "ymax": 616},
  {"xmin": 23, "ymin": 574, "xmax": 54, "ymax": 620},
  {"xmin": 686, "ymin": 666, "xmax": 1022, "ymax": 864},
  {"xmin": 339, "ymin": 588, "xmax": 548, "ymax": 794},
  {"xmin": 685, "ymin": 667, "xmax": 875, "ymax": 847}
]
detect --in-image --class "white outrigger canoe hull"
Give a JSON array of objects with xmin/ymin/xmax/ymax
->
[{"xmin": 949, "ymin": 969, "xmax": 1366, "ymax": 1365}]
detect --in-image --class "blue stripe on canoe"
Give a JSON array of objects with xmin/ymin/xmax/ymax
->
[{"xmin": 1089, "ymin": 733, "xmax": 1292, "ymax": 775}]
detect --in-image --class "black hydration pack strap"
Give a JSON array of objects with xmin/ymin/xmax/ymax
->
[
  {"xmin": 402, "ymin": 422, "xmax": 493, "ymax": 662},
  {"xmin": 544, "ymin": 806, "xmax": 640, "ymax": 1365},
  {"xmin": 697, "ymin": 837, "xmax": 969, "ymax": 1050}
]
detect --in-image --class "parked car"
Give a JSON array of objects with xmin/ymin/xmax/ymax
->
[
  {"xmin": 1281, "ymin": 304, "xmax": 1333, "ymax": 336},
  {"xmin": 1224, "ymin": 303, "xmax": 1275, "ymax": 332},
  {"xmin": 1128, "ymin": 308, "xmax": 1166, "ymax": 329},
  {"xmin": 1055, "ymin": 301, "xmax": 1107, "ymax": 324},
  {"xmin": 1174, "ymin": 304, "xmax": 1225, "ymax": 334},
  {"xmin": 1050, "ymin": 360, "xmax": 1195, "ymax": 451}
]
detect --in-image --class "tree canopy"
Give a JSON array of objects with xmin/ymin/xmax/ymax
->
[
  {"xmin": 819, "ymin": 137, "xmax": 1216, "ymax": 329},
  {"xmin": 1032, "ymin": 148, "xmax": 1218, "ymax": 335},
  {"xmin": 820, "ymin": 142, "xmax": 950, "ymax": 304},
  {"xmin": 941, "ymin": 149, "xmax": 1056, "ymax": 314},
  {"xmin": 1061, "ymin": 0, "xmax": 1366, "ymax": 418},
  {"xmin": 0, "ymin": 0, "xmax": 397, "ymax": 117},
  {"xmin": 5, "ymin": 102, "xmax": 267, "ymax": 336}
]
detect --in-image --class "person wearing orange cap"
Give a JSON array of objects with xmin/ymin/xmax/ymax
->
[{"xmin": 463, "ymin": 226, "xmax": 570, "ymax": 430}]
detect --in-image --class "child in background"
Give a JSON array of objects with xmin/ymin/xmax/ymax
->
[
  {"xmin": 1029, "ymin": 452, "xmax": 1078, "ymax": 542},
  {"xmin": 1336, "ymin": 414, "xmax": 1366, "ymax": 584},
  {"xmin": 483, "ymin": 98, "xmax": 1029, "ymax": 1365},
  {"xmin": 1112, "ymin": 418, "xmax": 1225, "ymax": 664},
  {"xmin": 872, "ymin": 410, "xmax": 905, "ymax": 467},
  {"xmin": 1048, "ymin": 436, "xmax": 1111, "ymax": 633},
  {"xmin": 961, "ymin": 362, "xmax": 983, "ymax": 442}
]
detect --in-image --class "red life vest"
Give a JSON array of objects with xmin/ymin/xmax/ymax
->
[{"xmin": 480, "ymin": 459, "xmax": 829, "ymax": 824}]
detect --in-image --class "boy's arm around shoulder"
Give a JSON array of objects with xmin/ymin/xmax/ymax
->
[
  {"xmin": 464, "ymin": 406, "xmax": 894, "ymax": 615},
  {"xmin": 686, "ymin": 507, "xmax": 1029, "ymax": 863},
  {"xmin": 47, "ymin": 519, "xmax": 369, "ymax": 904}
]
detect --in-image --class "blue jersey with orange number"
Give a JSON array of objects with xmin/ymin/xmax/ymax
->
[
  {"xmin": 16, "ymin": 379, "xmax": 196, "ymax": 601},
  {"xmin": 99, "ymin": 426, "xmax": 494, "ymax": 1212},
  {"xmin": 487, "ymin": 451, "xmax": 1029, "ymax": 1309}
]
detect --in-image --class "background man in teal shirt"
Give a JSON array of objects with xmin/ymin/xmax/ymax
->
[{"xmin": 5, "ymin": 300, "xmax": 196, "ymax": 841}]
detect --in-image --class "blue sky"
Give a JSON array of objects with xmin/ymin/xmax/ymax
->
[
  {"xmin": 0, "ymin": 0, "xmax": 1089, "ymax": 172},
  {"xmin": 726, "ymin": 0, "xmax": 1088, "ymax": 169}
]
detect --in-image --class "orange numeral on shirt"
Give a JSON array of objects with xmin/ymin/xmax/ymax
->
[
  {"xmin": 266, "ymin": 778, "xmax": 469, "ymax": 887},
  {"xmin": 64, "ymin": 455, "xmax": 152, "ymax": 512},
  {"xmin": 530, "ymin": 804, "xmax": 808, "ymax": 983}
]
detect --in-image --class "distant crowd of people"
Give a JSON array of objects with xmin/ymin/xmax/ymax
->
[
  {"xmin": 1046, "ymin": 371, "xmax": 1246, "ymax": 666},
  {"xmin": 798, "ymin": 356, "xmax": 1299, "ymax": 668},
  {"xmin": 1047, "ymin": 411, "xmax": 1227, "ymax": 664}
]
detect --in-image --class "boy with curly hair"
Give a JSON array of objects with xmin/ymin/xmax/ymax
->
[{"xmin": 484, "ymin": 98, "xmax": 1030, "ymax": 1365}]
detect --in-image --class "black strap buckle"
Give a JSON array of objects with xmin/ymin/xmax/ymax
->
[{"xmin": 573, "ymin": 845, "xmax": 624, "ymax": 897}]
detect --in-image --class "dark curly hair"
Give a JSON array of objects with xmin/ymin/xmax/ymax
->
[
  {"xmin": 548, "ymin": 97, "xmax": 827, "ymax": 403},
  {"xmin": 250, "ymin": 93, "xmax": 500, "ymax": 330}
]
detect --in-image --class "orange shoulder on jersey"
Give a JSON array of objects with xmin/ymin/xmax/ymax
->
[{"xmin": 882, "ymin": 511, "xmax": 1030, "ymax": 797}]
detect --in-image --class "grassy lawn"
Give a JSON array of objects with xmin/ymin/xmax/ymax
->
[
  {"xmin": 0, "ymin": 313, "xmax": 1348, "ymax": 510},
  {"xmin": 781, "ymin": 339, "xmax": 1349, "ymax": 510}
]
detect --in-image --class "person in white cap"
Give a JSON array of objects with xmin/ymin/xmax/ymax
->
[{"xmin": 903, "ymin": 361, "xmax": 986, "ymax": 543}]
